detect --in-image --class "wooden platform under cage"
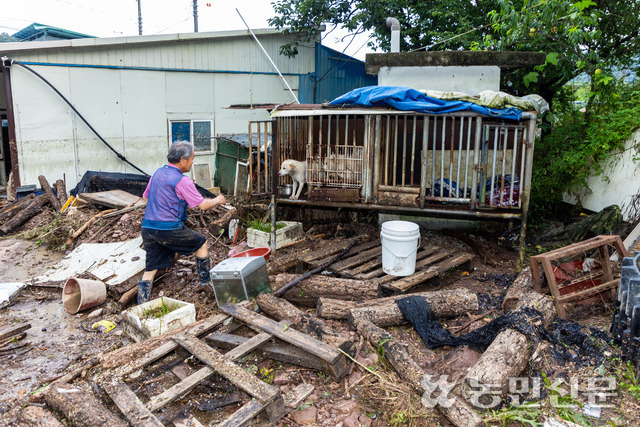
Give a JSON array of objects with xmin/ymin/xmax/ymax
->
[{"xmin": 300, "ymin": 236, "xmax": 474, "ymax": 293}]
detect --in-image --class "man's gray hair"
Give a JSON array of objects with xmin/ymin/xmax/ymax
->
[{"xmin": 167, "ymin": 141, "xmax": 194, "ymax": 163}]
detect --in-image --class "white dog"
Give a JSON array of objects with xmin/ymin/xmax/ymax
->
[{"xmin": 279, "ymin": 159, "xmax": 306, "ymax": 200}]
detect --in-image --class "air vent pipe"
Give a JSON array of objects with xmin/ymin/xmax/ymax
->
[{"xmin": 386, "ymin": 17, "xmax": 401, "ymax": 52}]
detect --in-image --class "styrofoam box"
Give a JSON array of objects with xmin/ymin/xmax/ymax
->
[
  {"xmin": 247, "ymin": 221, "xmax": 303, "ymax": 249},
  {"xmin": 122, "ymin": 297, "xmax": 195, "ymax": 342}
]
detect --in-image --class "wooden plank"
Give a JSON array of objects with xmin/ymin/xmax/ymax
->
[
  {"xmin": 223, "ymin": 332, "xmax": 273, "ymax": 362},
  {"xmin": 216, "ymin": 400, "xmax": 266, "ymax": 427},
  {"xmin": 300, "ymin": 236, "xmax": 362, "ymax": 264},
  {"xmin": 104, "ymin": 381, "xmax": 164, "ymax": 427},
  {"xmin": 173, "ymin": 334, "xmax": 280, "ymax": 402},
  {"xmin": 283, "ymin": 383, "xmax": 314, "ymax": 409},
  {"xmin": 329, "ymin": 245, "xmax": 381, "ymax": 272},
  {"xmin": 206, "ymin": 333, "xmax": 329, "ymax": 371},
  {"xmin": 376, "ymin": 250, "xmax": 453, "ymax": 285},
  {"xmin": 307, "ymin": 239, "xmax": 380, "ymax": 268},
  {"xmin": 346, "ymin": 245, "xmax": 440, "ymax": 277},
  {"xmin": 557, "ymin": 279, "xmax": 619, "ymax": 303},
  {"xmin": 218, "ymin": 303, "xmax": 348, "ymax": 379},
  {"xmin": 79, "ymin": 190, "xmax": 146, "ymax": 209},
  {"xmin": 384, "ymin": 253, "xmax": 474, "ymax": 293},
  {"xmin": 172, "ymin": 415, "xmax": 205, "ymax": 427},
  {"xmin": 556, "ymin": 270, "xmax": 605, "ymax": 290},
  {"xmin": 218, "ymin": 303, "xmax": 341, "ymax": 364},
  {"xmin": 359, "ymin": 247, "xmax": 448, "ymax": 281},
  {"xmin": 0, "ymin": 322, "xmax": 30, "ymax": 342},
  {"xmin": 147, "ymin": 366, "xmax": 215, "ymax": 413}
]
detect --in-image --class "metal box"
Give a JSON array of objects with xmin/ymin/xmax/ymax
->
[{"xmin": 210, "ymin": 256, "xmax": 271, "ymax": 306}]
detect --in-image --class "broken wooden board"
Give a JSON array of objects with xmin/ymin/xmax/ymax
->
[
  {"xmin": 218, "ymin": 303, "xmax": 349, "ymax": 379},
  {"xmin": 0, "ymin": 322, "xmax": 31, "ymax": 342},
  {"xmin": 79, "ymin": 190, "xmax": 146, "ymax": 209}
]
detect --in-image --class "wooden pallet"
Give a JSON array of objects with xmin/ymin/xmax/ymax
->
[
  {"xmin": 302, "ymin": 238, "xmax": 474, "ymax": 293},
  {"xmin": 99, "ymin": 303, "xmax": 347, "ymax": 426}
]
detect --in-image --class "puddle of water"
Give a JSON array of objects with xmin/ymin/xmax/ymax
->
[{"xmin": 0, "ymin": 296, "xmax": 124, "ymax": 401}]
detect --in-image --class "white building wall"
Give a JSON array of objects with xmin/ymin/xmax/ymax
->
[
  {"xmin": 378, "ymin": 66, "xmax": 500, "ymax": 95},
  {"xmin": 563, "ymin": 129, "xmax": 640, "ymax": 221},
  {"xmin": 1, "ymin": 29, "xmax": 315, "ymax": 186}
]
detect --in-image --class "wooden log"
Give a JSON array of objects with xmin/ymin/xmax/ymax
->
[
  {"xmin": 256, "ymin": 293, "xmax": 356, "ymax": 356},
  {"xmin": 38, "ymin": 175, "xmax": 62, "ymax": 212},
  {"xmin": 18, "ymin": 406, "xmax": 64, "ymax": 426},
  {"xmin": 354, "ymin": 318, "xmax": 485, "ymax": 427},
  {"xmin": 318, "ymin": 288, "xmax": 478, "ymax": 320},
  {"xmin": 54, "ymin": 179, "xmax": 68, "ymax": 208},
  {"xmin": 0, "ymin": 322, "xmax": 31, "ymax": 341},
  {"xmin": 64, "ymin": 208, "xmax": 116, "ymax": 247},
  {"xmin": 502, "ymin": 267, "xmax": 534, "ymax": 313},
  {"xmin": 209, "ymin": 207, "xmax": 237, "ymax": 235},
  {"xmin": 0, "ymin": 194, "xmax": 49, "ymax": 235},
  {"xmin": 0, "ymin": 193, "xmax": 35, "ymax": 223},
  {"xmin": 43, "ymin": 383, "xmax": 127, "ymax": 427},
  {"xmin": 463, "ymin": 291, "xmax": 556, "ymax": 399},
  {"xmin": 272, "ymin": 273, "xmax": 379, "ymax": 306}
]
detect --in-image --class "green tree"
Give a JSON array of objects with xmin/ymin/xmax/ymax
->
[{"xmin": 0, "ymin": 32, "xmax": 19, "ymax": 43}]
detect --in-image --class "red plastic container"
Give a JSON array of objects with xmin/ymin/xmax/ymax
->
[{"xmin": 231, "ymin": 247, "xmax": 271, "ymax": 261}]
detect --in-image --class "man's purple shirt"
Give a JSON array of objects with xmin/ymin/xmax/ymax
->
[{"xmin": 143, "ymin": 164, "xmax": 205, "ymax": 208}]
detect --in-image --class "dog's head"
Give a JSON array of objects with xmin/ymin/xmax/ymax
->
[{"xmin": 279, "ymin": 159, "xmax": 296, "ymax": 176}]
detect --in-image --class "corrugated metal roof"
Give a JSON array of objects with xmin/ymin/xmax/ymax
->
[{"xmin": 11, "ymin": 23, "xmax": 95, "ymax": 42}]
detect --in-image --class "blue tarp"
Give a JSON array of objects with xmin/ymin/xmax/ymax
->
[{"xmin": 329, "ymin": 86, "xmax": 522, "ymax": 121}]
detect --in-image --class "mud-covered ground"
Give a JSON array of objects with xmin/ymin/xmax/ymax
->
[{"xmin": 1, "ymin": 198, "xmax": 639, "ymax": 426}]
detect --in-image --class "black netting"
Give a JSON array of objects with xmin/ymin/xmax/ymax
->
[{"xmin": 397, "ymin": 295, "xmax": 613, "ymax": 367}]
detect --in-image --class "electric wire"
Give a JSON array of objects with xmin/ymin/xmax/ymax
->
[{"xmin": 8, "ymin": 59, "xmax": 149, "ymax": 176}]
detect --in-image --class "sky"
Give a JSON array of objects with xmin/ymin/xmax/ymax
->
[{"xmin": 0, "ymin": 0, "xmax": 377, "ymax": 60}]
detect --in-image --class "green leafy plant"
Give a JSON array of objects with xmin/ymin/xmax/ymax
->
[
  {"xmin": 246, "ymin": 214, "xmax": 287, "ymax": 233},
  {"xmin": 542, "ymin": 372, "xmax": 591, "ymax": 426},
  {"xmin": 485, "ymin": 402, "xmax": 542, "ymax": 426},
  {"xmin": 619, "ymin": 361, "xmax": 640, "ymax": 399}
]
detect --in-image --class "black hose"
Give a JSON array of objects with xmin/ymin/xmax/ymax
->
[{"xmin": 9, "ymin": 59, "xmax": 149, "ymax": 176}]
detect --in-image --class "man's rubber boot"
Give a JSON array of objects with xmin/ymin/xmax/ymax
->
[
  {"xmin": 137, "ymin": 279, "xmax": 152, "ymax": 305},
  {"xmin": 195, "ymin": 256, "xmax": 214, "ymax": 296}
]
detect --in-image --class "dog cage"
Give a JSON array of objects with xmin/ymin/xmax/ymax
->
[
  {"xmin": 247, "ymin": 120, "xmax": 272, "ymax": 196},
  {"xmin": 271, "ymin": 107, "xmax": 535, "ymax": 214}
]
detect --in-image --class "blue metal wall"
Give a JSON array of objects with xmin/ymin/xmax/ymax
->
[{"xmin": 298, "ymin": 43, "xmax": 378, "ymax": 104}]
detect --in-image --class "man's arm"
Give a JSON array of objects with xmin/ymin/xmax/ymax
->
[{"xmin": 197, "ymin": 194, "xmax": 226, "ymax": 211}]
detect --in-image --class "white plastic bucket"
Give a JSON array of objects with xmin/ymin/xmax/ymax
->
[{"xmin": 380, "ymin": 221, "xmax": 421, "ymax": 276}]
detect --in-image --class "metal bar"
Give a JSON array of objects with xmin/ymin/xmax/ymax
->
[
  {"xmin": 509, "ymin": 127, "xmax": 519, "ymax": 207},
  {"xmin": 489, "ymin": 126, "xmax": 499, "ymax": 206},
  {"xmin": 519, "ymin": 126, "xmax": 526, "ymax": 209},
  {"xmin": 373, "ymin": 115, "xmax": 382, "ymax": 202},
  {"xmin": 440, "ymin": 116, "xmax": 446, "ymax": 197},
  {"xmin": 384, "ymin": 115, "xmax": 390, "ymax": 186},
  {"xmin": 308, "ymin": 116, "xmax": 313, "ymax": 185},
  {"xmin": 410, "ymin": 116, "xmax": 417, "ymax": 186},
  {"xmin": 464, "ymin": 118, "xmax": 472, "ymax": 201},
  {"xmin": 402, "ymin": 116, "xmax": 407, "ymax": 186},
  {"xmin": 500, "ymin": 126, "xmax": 508, "ymax": 207},
  {"xmin": 236, "ymin": 9, "xmax": 299, "ymax": 104},
  {"xmin": 264, "ymin": 122, "xmax": 269, "ymax": 191},
  {"xmin": 431, "ymin": 116, "xmax": 436, "ymax": 194},
  {"xmin": 393, "ymin": 116, "xmax": 398, "ymax": 187},
  {"xmin": 456, "ymin": 117, "xmax": 464, "ymax": 198},
  {"xmin": 345, "ymin": 115, "xmax": 349, "ymax": 147},
  {"xmin": 470, "ymin": 117, "xmax": 482, "ymax": 210},
  {"xmin": 449, "ymin": 116, "xmax": 454, "ymax": 197},
  {"xmin": 248, "ymin": 121, "xmax": 253, "ymax": 193},
  {"xmin": 420, "ymin": 115, "xmax": 429, "ymax": 208},
  {"xmin": 363, "ymin": 115, "xmax": 372, "ymax": 202}
]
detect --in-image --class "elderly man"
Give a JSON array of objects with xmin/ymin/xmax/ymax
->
[{"xmin": 138, "ymin": 141, "xmax": 226, "ymax": 304}]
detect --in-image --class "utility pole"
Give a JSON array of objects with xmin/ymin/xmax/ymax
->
[
  {"xmin": 193, "ymin": 0, "xmax": 198, "ymax": 32},
  {"xmin": 137, "ymin": 0, "xmax": 142, "ymax": 35}
]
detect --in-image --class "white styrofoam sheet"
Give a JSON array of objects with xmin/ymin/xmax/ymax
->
[
  {"xmin": 0, "ymin": 283, "xmax": 26, "ymax": 309},
  {"xmin": 34, "ymin": 237, "xmax": 145, "ymax": 286}
]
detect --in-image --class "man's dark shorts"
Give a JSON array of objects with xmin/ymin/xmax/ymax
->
[{"xmin": 141, "ymin": 227, "xmax": 206, "ymax": 270}]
